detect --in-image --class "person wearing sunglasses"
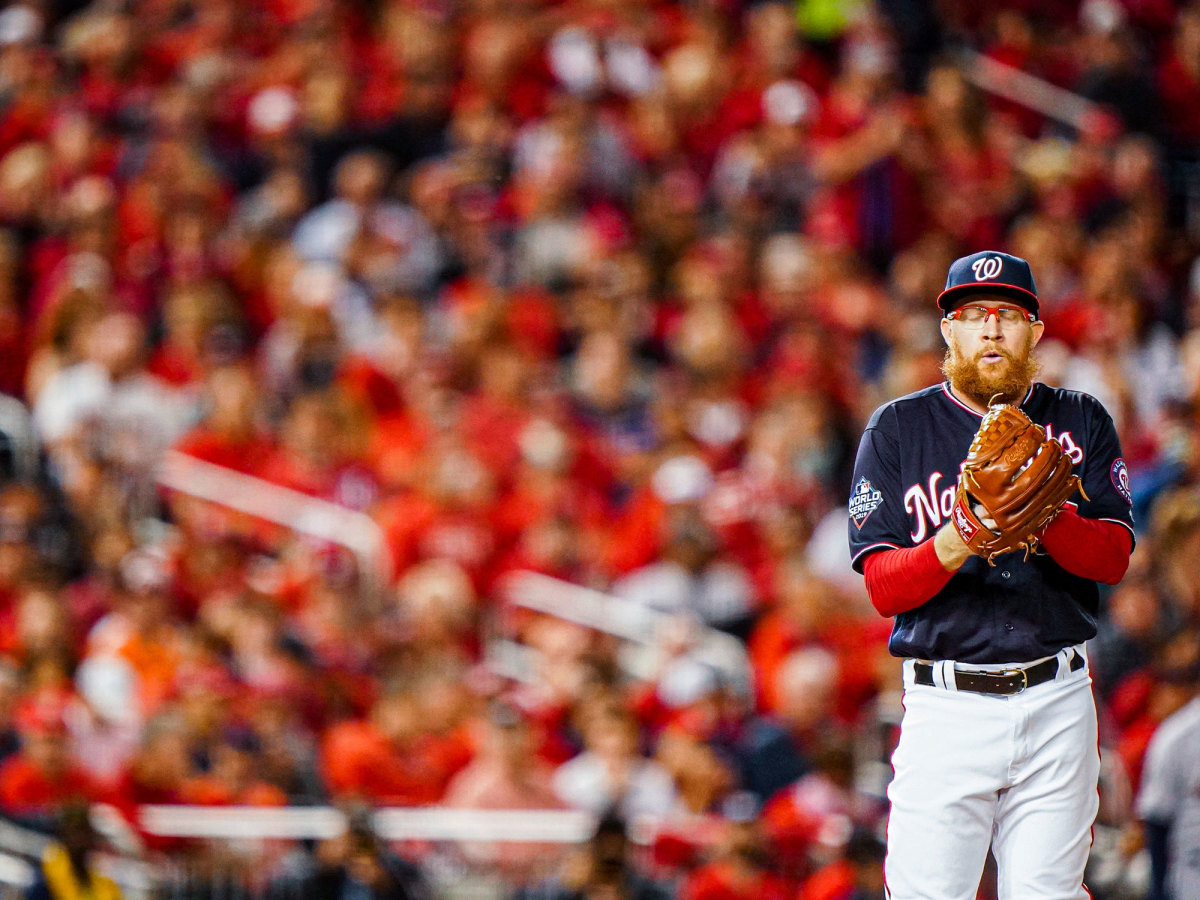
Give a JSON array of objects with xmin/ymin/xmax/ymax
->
[{"xmin": 847, "ymin": 251, "xmax": 1135, "ymax": 899}]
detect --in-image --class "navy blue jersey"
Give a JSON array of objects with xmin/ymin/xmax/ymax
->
[{"xmin": 847, "ymin": 382, "xmax": 1135, "ymax": 664}]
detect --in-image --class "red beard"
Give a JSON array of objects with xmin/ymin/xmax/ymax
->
[{"xmin": 941, "ymin": 334, "xmax": 1039, "ymax": 407}]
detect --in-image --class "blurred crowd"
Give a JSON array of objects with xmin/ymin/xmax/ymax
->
[{"xmin": 1, "ymin": 0, "xmax": 1200, "ymax": 896}]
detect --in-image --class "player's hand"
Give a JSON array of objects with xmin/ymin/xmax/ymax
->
[
  {"xmin": 934, "ymin": 521, "xmax": 974, "ymax": 571},
  {"xmin": 973, "ymin": 503, "xmax": 998, "ymax": 532},
  {"xmin": 934, "ymin": 506, "xmax": 999, "ymax": 568}
]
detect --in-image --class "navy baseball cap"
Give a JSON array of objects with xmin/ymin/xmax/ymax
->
[{"xmin": 936, "ymin": 251, "xmax": 1039, "ymax": 318}]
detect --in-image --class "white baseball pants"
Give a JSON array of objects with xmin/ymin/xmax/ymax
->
[{"xmin": 884, "ymin": 648, "xmax": 1099, "ymax": 900}]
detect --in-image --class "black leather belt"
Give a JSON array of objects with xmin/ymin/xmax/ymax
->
[{"xmin": 914, "ymin": 650, "xmax": 1083, "ymax": 695}]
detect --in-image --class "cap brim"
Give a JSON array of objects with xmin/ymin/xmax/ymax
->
[{"xmin": 937, "ymin": 282, "xmax": 1039, "ymax": 315}]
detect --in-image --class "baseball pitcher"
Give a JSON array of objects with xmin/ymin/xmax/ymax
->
[{"xmin": 848, "ymin": 251, "xmax": 1135, "ymax": 899}]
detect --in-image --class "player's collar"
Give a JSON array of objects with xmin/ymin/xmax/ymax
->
[{"xmin": 940, "ymin": 381, "xmax": 1036, "ymax": 418}]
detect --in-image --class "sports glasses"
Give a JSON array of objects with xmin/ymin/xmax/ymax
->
[{"xmin": 945, "ymin": 305, "xmax": 1037, "ymax": 328}]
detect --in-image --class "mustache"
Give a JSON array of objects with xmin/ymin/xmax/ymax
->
[{"xmin": 974, "ymin": 347, "xmax": 1015, "ymax": 362}]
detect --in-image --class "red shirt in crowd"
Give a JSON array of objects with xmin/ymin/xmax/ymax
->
[
  {"xmin": 320, "ymin": 718, "xmax": 472, "ymax": 806},
  {"xmin": 680, "ymin": 859, "xmax": 794, "ymax": 900},
  {"xmin": 0, "ymin": 751, "xmax": 98, "ymax": 817}
]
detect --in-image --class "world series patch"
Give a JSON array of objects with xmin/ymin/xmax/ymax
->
[
  {"xmin": 849, "ymin": 476, "xmax": 883, "ymax": 528},
  {"xmin": 1111, "ymin": 458, "xmax": 1132, "ymax": 505}
]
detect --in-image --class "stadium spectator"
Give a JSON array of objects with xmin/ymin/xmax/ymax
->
[
  {"xmin": 734, "ymin": 646, "xmax": 840, "ymax": 803},
  {"xmin": 300, "ymin": 812, "xmax": 430, "ymax": 900},
  {"xmin": 678, "ymin": 792, "xmax": 791, "ymax": 900},
  {"xmin": 26, "ymin": 803, "xmax": 122, "ymax": 900},
  {"xmin": 0, "ymin": 706, "xmax": 96, "ymax": 827},
  {"xmin": 514, "ymin": 810, "xmax": 672, "ymax": 900},
  {"xmin": 322, "ymin": 682, "xmax": 464, "ymax": 807},
  {"xmin": 444, "ymin": 699, "xmax": 566, "ymax": 883},
  {"xmin": 553, "ymin": 700, "xmax": 677, "ymax": 826}
]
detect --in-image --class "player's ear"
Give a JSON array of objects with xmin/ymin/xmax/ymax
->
[
  {"xmin": 1030, "ymin": 319, "xmax": 1045, "ymax": 347},
  {"xmin": 939, "ymin": 316, "xmax": 953, "ymax": 346}
]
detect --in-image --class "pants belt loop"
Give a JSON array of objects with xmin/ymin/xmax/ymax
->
[
  {"xmin": 935, "ymin": 660, "xmax": 957, "ymax": 691},
  {"xmin": 1054, "ymin": 647, "xmax": 1072, "ymax": 682},
  {"xmin": 931, "ymin": 661, "xmax": 947, "ymax": 690}
]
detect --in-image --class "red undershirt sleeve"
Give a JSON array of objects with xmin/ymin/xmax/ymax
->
[
  {"xmin": 862, "ymin": 540, "xmax": 955, "ymax": 618},
  {"xmin": 1036, "ymin": 505, "xmax": 1132, "ymax": 585},
  {"xmin": 862, "ymin": 508, "xmax": 1132, "ymax": 617}
]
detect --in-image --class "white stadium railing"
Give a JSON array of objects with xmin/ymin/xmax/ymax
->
[
  {"xmin": 0, "ymin": 851, "xmax": 31, "ymax": 891},
  {"xmin": 156, "ymin": 450, "xmax": 392, "ymax": 602},
  {"xmin": 372, "ymin": 808, "xmax": 595, "ymax": 844},
  {"xmin": 139, "ymin": 805, "xmax": 350, "ymax": 841},
  {"xmin": 138, "ymin": 805, "xmax": 596, "ymax": 844},
  {"xmin": 0, "ymin": 806, "xmax": 604, "ymax": 899},
  {"xmin": 498, "ymin": 570, "xmax": 754, "ymax": 697},
  {"xmin": 958, "ymin": 49, "xmax": 1100, "ymax": 130}
]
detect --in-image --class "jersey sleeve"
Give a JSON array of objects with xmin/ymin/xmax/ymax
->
[
  {"xmin": 848, "ymin": 405, "xmax": 911, "ymax": 573},
  {"xmin": 1074, "ymin": 399, "xmax": 1136, "ymax": 547}
]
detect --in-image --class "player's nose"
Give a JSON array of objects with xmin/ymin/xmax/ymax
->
[{"xmin": 980, "ymin": 317, "xmax": 1004, "ymax": 338}]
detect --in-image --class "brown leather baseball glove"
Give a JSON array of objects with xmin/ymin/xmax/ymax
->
[{"xmin": 950, "ymin": 403, "xmax": 1086, "ymax": 564}]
